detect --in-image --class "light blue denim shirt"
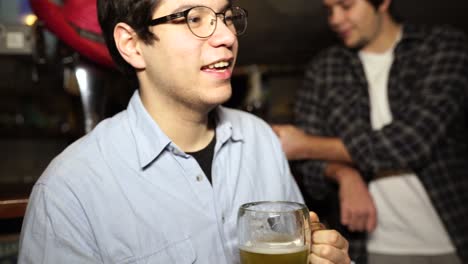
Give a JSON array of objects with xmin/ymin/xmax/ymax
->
[{"xmin": 18, "ymin": 91, "xmax": 304, "ymax": 264}]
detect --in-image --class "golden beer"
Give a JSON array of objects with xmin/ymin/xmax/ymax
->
[{"xmin": 239, "ymin": 245, "xmax": 309, "ymax": 264}]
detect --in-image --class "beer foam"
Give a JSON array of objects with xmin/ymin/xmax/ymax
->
[{"xmin": 239, "ymin": 245, "xmax": 308, "ymax": 255}]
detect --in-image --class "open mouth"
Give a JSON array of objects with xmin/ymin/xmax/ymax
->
[{"xmin": 201, "ymin": 60, "xmax": 232, "ymax": 71}]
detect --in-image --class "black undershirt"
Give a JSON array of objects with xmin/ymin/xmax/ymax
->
[{"xmin": 186, "ymin": 135, "xmax": 216, "ymax": 184}]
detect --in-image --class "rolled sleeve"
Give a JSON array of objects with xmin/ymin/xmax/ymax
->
[{"xmin": 340, "ymin": 28, "xmax": 468, "ymax": 174}]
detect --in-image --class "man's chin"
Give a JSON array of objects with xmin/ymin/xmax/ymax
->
[
  {"xmin": 207, "ymin": 88, "xmax": 232, "ymax": 107},
  {"xmin": 344, "ymin": 39, "xmax": 367, "ymax": 51}
]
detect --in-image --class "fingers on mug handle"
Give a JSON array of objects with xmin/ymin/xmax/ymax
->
[
  {"xmin": 309, "ymin": 211, "xmax": 326, "ymax": 232},
  {"xmin": 309, "ymin": 211, "xmax": 319, "ymax": 222},
  {"xmin": 311, "ymin": 221, "xmax": 326, "ymax": 233}
]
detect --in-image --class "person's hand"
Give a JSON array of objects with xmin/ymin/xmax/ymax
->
[
  {"xmin": 309, "ymin": 212, "xmax": 351, "ymax": 264},
  {"xmin": 271, "ymin": 124, "xmax": 309, "ymax": 160},
  {"xmin": 336, "ymin": 167, "xmax": 377, "ymax": 232}
]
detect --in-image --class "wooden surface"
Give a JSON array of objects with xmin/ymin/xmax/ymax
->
[{"xmin": 0, "ymin": 183, "xmax": 33, "ymax": 219}]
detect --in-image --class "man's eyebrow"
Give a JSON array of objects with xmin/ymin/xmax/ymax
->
[
  {"xmin": 167, "ymin": 2, "xmax": 231, "ymax": 14},
  {"xmin": 322, "ymin": 0, "xmax": 344, "ymax": 7},
  {"xmin": 218, "ymin": 3, "xmax": 231, "ymax": 12},
  {"xmin": 170, "ymin": 4, "xmax": 196, "ymax": 13}
]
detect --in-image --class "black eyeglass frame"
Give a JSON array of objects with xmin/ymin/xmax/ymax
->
[{"xmin": 148, "ymin": 6, "xmax": 248, "ymax": 38}]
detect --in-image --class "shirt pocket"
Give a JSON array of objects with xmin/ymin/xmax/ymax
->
[{"xmin": 121, "ymin": 236, "xmax": 197, "ymax": 264}]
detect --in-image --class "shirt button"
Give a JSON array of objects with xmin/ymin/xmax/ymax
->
[
  {"xmin": 221, "ymin": 215, "xmax": 226, "ymax": 224},
  {"xmin": 196, "ymin": 175, "xmax": 203, "ymax": 182}
]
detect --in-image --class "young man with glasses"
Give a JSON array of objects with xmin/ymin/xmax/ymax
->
[
  {"xmin": 18, "ymin": 0, "xmax": 351, "ymax": 263},
  {"xmin": 273, "ymin": 0, "xmax": 468, "ymax": 263}
]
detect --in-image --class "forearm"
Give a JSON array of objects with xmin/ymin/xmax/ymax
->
[
  {"xmin": 337, "ymin": 29, "xmax": 468, "ymax": 173},
  {"xmin": 325, "ymin": 162, "xmax": 377, "ymax": 233},
  {"xmin": 324, "ymin": 162, "xmax": 355, "ymax": 185},
  {"xmin": 324, "ymin": 161, "xmax": 372, "ymax": 186},
  {"xmin": 302, "ymin": 135, "xmax": 353, "ymax": 164}
]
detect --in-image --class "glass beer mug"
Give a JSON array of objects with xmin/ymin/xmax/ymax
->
[{"xmin": 237, "ymin": 201, "xmax": 311, "ymax": 264}]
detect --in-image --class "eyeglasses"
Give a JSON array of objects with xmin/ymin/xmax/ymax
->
[{"xmin": 148, "ymin": 6, "xmax": 248, "ymax": 38}]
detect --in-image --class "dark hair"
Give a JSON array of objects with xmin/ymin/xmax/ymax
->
[
  {"xmin": 97, "ymin": 0, "xmax": 235, "ymax": 85},
  {"xmin": 367, "ymin": 0, "xmax": 384, "ymax": 9},
  {"xmin": 97, "ymin": 0, "xmax": 160, "ymax": 83},
  {"xmin": 366, "ymin": 0, "xmax": 402, "ymax": 22}
]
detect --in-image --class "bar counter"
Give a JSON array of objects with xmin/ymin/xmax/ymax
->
[{"xmin": 0, "ymin": 183, "xmax": 33, "ymax": 219}]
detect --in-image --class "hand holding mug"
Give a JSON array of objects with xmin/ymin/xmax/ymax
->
[
  {"xmin": 237, "ymin": 201, "xmax": 350, "ymax": 264},
  {"xmin": 308, "ymin": 211, "xmax": 350, "ymax": 264}
]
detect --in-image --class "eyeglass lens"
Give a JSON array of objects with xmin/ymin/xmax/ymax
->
[{"xmin": 187, "ymin": 7, "xmax": 247, "ymax": 38}]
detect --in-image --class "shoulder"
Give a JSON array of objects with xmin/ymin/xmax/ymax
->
[
  {"xmin": 301, "ymin": 45, "xmax": 355, "ymax": 94},
  {"xmin": 426, "ymin": 24, "xmax": 467, "ymax": 40},
  {"xmin": 429, "ymin": 25, "xmax": 467, "ymax": 52},
  {"xmin": 310, "ymin": 45, "xmax": 350, "ymax": 64},
  {"xmin": 37, "ymin": 111, "xmax": 129, "ymax": 187},
  {"xmin": 304, "ymin": 44, "xmax": 354, "ymax": 78},
  {"xmin": 404, "ymin": 24, "xmax": 468, "ymax": 50}
]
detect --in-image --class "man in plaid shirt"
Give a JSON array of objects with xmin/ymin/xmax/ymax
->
[{"xmin": 273, "ymin": 0, "xmax": 468, "ymax": 263}]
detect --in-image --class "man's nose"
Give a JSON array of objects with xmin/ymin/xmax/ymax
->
[
  {"xmin": 209, "ymin": 15, "xmax": 237, "ymax": 46},
  {"xmin": 329, "ymin": 7, "xmax": 345, "ymax": 27}
]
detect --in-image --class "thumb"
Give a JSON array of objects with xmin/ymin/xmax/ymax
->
[
  {"xmin": 310, "ymin": 212, "xmax": 326, "ymax": 232},
  {"xmin": 309, "ymin": 211, "xmax": 320, "ymax": 222}
]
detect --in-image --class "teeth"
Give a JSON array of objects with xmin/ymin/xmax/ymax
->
[{"xmin": 208, "ymin": 61, "xmax": 230, "ymax": 69}]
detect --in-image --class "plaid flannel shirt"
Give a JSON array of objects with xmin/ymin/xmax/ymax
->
[{"xmin": 293, "ymin": 24, "xmax": 468, "ymax": 263}]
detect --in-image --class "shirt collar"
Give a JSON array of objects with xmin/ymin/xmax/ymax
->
[
  {"xmin": 214, "ymin": 106, "xmax": 244, "ymax": 145},
  {"xmin": 127, "ymin": 91, "xmax": 171, "ymax": 169},
  {"xmin": 127, "ymin": 92, "xmax": 244, "ymax": 169}
]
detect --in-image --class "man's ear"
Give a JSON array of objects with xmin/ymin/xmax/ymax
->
[
  {"xmin": 378, "ymin": 0, "xmax": 391, "ymax": 13},
  {"xmin": 113, "ymin": 22, "xmax": 146, "ymax": 69}
]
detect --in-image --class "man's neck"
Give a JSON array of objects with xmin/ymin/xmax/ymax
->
[
  {"xmin": 139, "ymin": 88, "xmax": 216, "ymax": 153},
  {"xmin": 361, "ymin": 13, "xmax": 402, "ymax": 54}
]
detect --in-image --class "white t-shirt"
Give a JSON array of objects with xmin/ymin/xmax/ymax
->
[{"xmin": 359, "ymin": 35, "xmax": 455, "ymax": 255}]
